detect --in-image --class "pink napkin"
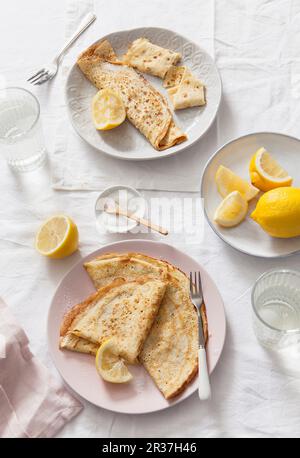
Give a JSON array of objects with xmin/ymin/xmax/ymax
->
[{"xmin": 0, "ymin": 299, "xmax": 82, "ymax": 438}]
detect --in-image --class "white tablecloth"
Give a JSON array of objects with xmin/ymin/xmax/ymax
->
[{"xmin": 1, "ymin": 0, "xmax": 300, "ymax": 438}]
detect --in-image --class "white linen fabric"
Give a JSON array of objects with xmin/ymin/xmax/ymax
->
[{"xmin": 1, "ymin": 0, "xmax": 300, "ymax": 438}]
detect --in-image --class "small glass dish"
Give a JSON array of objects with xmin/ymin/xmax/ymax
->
[
  {"xmin": 95, "ymin": 185, "xmax": 146, "ymax": 234},
  {"xmin": 252, "ymin": 269, "xmax": 300, "ymax": 349}
]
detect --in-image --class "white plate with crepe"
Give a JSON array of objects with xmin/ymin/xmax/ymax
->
[
  {"xmin": 201, "ymin": 132, "xmax": 300, "ymax": 258},
  {"xmin": 65, "ymin": 27, "xmax": 222, "ymax": 161},
  {"xmin": 47, "ymin": 240, "xmax": 226, "ymax": 414}
]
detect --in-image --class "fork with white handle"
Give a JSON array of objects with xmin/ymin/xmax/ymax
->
[
  {"xmin": 27, "ymin": 12, "xmax": 96, "ymax": 85},
  {"xmin": 190, "ymin": 271, "xmax": 211, "ymax": 401}
]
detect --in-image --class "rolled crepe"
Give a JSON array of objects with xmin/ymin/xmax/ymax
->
[
  {"xmin": 123, "ymin": 38, "xmax": 181, "ymax": 79},
  {"xmin": 77, "ymin": 41, "xmax": 187, "ymax": 151},
  {"xmin": 163, "ymin": 66, "xmax": 186, "ymax": 88},
  {"xmin": 166, "ymin": 66, "xmax": 206, "ymax": 110}
]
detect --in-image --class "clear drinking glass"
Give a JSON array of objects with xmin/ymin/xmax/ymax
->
[
  {"xmin": 0, "ymin": 87, "xmax": 46, "ymax": 172},
  {"xmin": 252, "ymin": 269, "xmax": 300, "ymax": 349}
]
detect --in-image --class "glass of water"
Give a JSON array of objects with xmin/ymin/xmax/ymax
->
[
  {"xmin": 252, "ymin": 269, "xmax": 300, "ymax": 349},
  {"xmin": 0, "ymin": 87, "xmax": 46, "ymax": 172}
]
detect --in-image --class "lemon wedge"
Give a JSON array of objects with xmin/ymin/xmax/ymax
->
[
  {"xmin": 95, "ymin": 339, "xmax": 133, "ymax": 384},
  {"xmin": 215, "ymin": 165, "xmax": 259, "ymax": 201},
  {"xmin": 35, "ymin": 215, "xmax": 78, "ymax": 259},
  {"xmin": 214, "ymin": 191, "xmax": 248, "ymax": 227},
  {"xmin": 249, "ymin": 147, "xmax": 293, "ymax": 192},
  {"xmin": 251, "ymin": 187, "xmax": 300, "ymax": 238},
  {"xmin": 92, "ymin": 88, "xmax": 126, "ymax": 130}
]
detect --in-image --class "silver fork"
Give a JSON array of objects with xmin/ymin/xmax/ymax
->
[
  {"xmin": 190, "ymin": 271, "xmax": 211, "ymax": 401},
  {"xmin": 27, "ymin": 12, "xmax": 96, "ymax": 85}
]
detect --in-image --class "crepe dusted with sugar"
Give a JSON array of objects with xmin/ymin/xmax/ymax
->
[
  {"xmin": 140, "ymin": 274, "xmax": 199, "ymax": 399},
  {"xmin": 60, "ymin": 277, "xmax": 167, "ymax": 364},
  {"xmin": 85, "ymin": 252, "xmax": 208, "ymax": 399},
  {"xmin": 77, "ymin": 40, "xmax": 187, "ymax": 151},
  {"xmin": 123, "ymin": 38, "xmax": 181, "ymax": 79},
  {"xmin": 165, "ymin": 66, "xmax": 206, "ymax": 110},
  {"xmin": 84, "ymin": 252, "xmax": 168, "ymax": 287},
  {"xmin": 70, "ymin": 277, "xmax": 167, "ymax": 364}
]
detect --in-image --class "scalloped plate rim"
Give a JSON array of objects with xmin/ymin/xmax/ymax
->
[{"xmin": 65, "ymin": 26, "xmax": 222, "ymax": 161}]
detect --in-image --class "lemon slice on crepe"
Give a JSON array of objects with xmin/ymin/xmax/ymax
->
[
  {"xmin": 35, "ymin": 215, "xmax": 78, "ymax": 259},
  {"xmin": 249, "ymin": 147, "xmax": 293, "ymax": 192},
  {"xmin": 95, "ymin": 339, "xmax": 133, "ymax": 383},
  {"xmin": 92, "ymin": 88, "xmax": 126, "ymax": 130},
  {"xmin": 214, "ymin": 191, "xmax": 248, "ymax": 227},
  {"xmin": 215, "ymin": 165, "xmax": 259, "ymax": 201}
]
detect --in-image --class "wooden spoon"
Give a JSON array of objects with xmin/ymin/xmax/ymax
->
[{"xmin": 104, "ymin": 201, "xmax": 168, "ymax": 236}]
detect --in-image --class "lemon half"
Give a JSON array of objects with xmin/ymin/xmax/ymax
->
[
  {"xmin": 214, "ymin": 191, "xmax": 248, "ymax": 228},
  {"xmin": 249, "ymin": 147, "xmax": 293, "ymax": 192},
  {"xmin": 95, "ymin": 339, "xmax": 133, "ymax": 384},
  {"xmin": 35, "ymin": 215, "xmax": 78, "ymax": 259},
  {"xmin": 92, "ymin": 88, "xmax": 126, "ymax": 130},
  {"xmin": 215, "ymin": 165, "xmax": 259, "ymax": 201}
]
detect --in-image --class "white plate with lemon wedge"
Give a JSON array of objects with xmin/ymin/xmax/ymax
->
[
  {"xmin": 201, "ymin": 132, "xmax": 300, "ymax": 258},
  {"xmin": 65, "ymin": 27, "xmax": 222, "ymax": 161}
]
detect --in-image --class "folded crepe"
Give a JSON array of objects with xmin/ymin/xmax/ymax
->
[
  {"xmin": 60, "ymin": 277, "xmax": 167, "ymax": 364},
  {"xmin": 77, "ymin": 40, "xmax": 187, "ymax": 151},
  {"xmin": 139, "ymin": 274, "xmax": 199, "ymax": 399},
  {"xmin": 85, "ymin": 252, "xmax": 208, "ymax": 399},
  {"xmin": 123, "ymin": 38, "xmax": 181, "ymax": 79},
  {"xmin": 165, "ymin": 66, "xmax": 206, "ymax": 110},
  {"xmin": 59, "ymin": 290, "xmax": 101, "ymax": 356}
]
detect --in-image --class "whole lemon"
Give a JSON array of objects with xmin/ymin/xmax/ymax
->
[{"xmin": 251, "ymin": 187, "xmax": 300, "ymax": 238}]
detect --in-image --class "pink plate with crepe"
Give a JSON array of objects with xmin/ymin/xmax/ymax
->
[{"xmin": 47, "ymin": 240, "xmax": 226, "ymax": 414}]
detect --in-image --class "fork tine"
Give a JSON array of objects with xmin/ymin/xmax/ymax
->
[
  {"xmin": 27, "ymin": 69, "xmax": 44, "ymax": 82},
  {"xmin": 198, "ymin": 271, "xmax": 203, "ymax": 294},
  {"xmin": 189, "ymin": 272, "xmax": 193, "ymax": 295},
  {"xmin": 33, "ymin": 74, "xmax": 49, "ymax": 85},
  {"xmin": 198, "ymin": 271, "xmax": 203, "ymax": 302},
  {"xmin": 194, "ymin": 271, "xmax": 197, "ymax": 294},
  {"xmin": 29, "ymin": 72, "xmax": 47, "ymax": 84}
]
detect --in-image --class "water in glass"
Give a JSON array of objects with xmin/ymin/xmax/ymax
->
[{"xmin": 0, "ymin": 87, "xmax": 46, "ymax": 172}]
